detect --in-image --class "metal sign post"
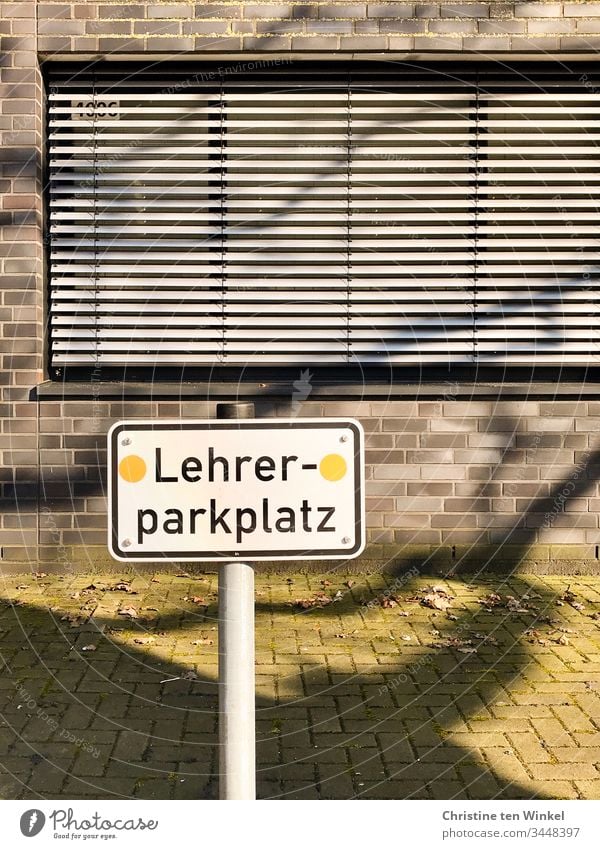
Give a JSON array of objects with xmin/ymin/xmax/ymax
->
[
  {"xmin": 216, "ymin": 402, "xmax": 256, "ymax": 800},
  {"xmin": 107, "ymin": 411, "xmax": 365, "ymax": 801}
]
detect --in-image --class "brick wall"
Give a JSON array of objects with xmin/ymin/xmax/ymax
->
[
  {"xmin": 34, "ymin": 2, "xmax": 600, "ymax": 55},
  {"xmin": 3, "ymin": 1, "xmax": 600, "ymax": 571},
  {"xmin": 0, "ymin": 1, "xmax": 43, "ymax": 566},
  {"xmin": 37, "ymin": 397, "xmax": 600, "ymax": 573}
]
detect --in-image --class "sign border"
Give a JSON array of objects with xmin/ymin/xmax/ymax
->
[{"xmin": 108, "ymin": 418, "xmax": 365, "ymax": 562}]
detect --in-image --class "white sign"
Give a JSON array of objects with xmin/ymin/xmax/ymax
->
[{"xmin": 108, "ymin": 419, "xmax": 364, "ymax": 562}]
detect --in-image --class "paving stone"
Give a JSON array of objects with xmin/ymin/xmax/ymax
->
[{"xmin": 2, "ymin": 572, "xmax": 600, "ymax": 800}]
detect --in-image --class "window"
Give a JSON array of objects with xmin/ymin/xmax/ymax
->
[{"xmin": 47, "ymin": 63, "xmax": 600, "ymax": 370}]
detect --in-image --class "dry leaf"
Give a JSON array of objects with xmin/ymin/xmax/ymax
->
[
  {"xmin": 478, "ymin": 593, "xmax": 503, "ymax": 609},
  {"xmin": 134, "ymin": 636, "xmax": 156, "ymax": 645},
  {"xmin": 117, "ymin": 606, "xmax": 138, "ymax": 619},
  {"xmin": 557, "ymin": 634, "xmax": 570, "ymax": 646},
  {"xmin": 422, "ymin": 592, "xmax": 451, "ymax": 612},
  {"xmin": 182, "ymin": 670, "xmax": 200, "ymax": 680},
  {"xmin": 191, "ymin": 638, "xmax": 213, "ymax": 646},
  {"xmin": 345, "ymin": 580, "xmax": 355, "ymax": 588},
  {"xmin": 81, "ymin": 644, "xmax": 97, "ymax": 652},
  {"xmin": 34, "ymin": 572, "xmax": 48, "ymax": 579},
  {"xmin": 110, "ymin": 581, "xmax": 137, "ymax": 594},
  {"xmin": 294, "ymin": 593, "xmax": 332, "ymax": 609},
  {"xmin": 401, "ymin": 635, "xmax": 412, "ymax": 642}
]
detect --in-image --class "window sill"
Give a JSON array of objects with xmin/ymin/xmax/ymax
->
[{"xmin": 34, "ymin": 380, "xmax": 600, "ymax": 401}]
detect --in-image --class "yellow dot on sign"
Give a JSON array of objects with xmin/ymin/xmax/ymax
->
[
  {"xmin": 119, "ymin": 454, "xmax": 146, "ymax": 483},
  {"xmin": 319, "ymin": 453, "xmax": 347, "ymax": 482}
]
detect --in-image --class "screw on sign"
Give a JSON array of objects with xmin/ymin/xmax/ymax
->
[{"xmin": 107, "ymin": 416, "xmax": 365, "ymax": 800}]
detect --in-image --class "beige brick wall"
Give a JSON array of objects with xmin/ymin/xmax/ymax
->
[
  {"xmin": 37, "ymin": 398, "xmax": 600, "ymax": 572},
  {"xmin": 33, "ymin": 1, "xmax": 600, "ymax": 55},
  {"xmin": 3, "ymin": 1, "xmax": 600, "ymax": 570}
]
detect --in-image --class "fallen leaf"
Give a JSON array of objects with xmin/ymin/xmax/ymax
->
[
  {"xmin": 422, "ymin": 592, "xmax": 451, "ymax": 612},
  {"xmin": 182, "ymin": 670, "xmax": 200, "ymax": 680},
  {"xmin": 332, "ymin": 590, "xmax": 344, "ymax": 602},
  {"xmin": 294, "ymin": 592, "xmax": 332, "ymax": 609},
  {"xmin": 191, "ymin": 638, "xmax": 213, "ymax": 646},
  {"xmin": 110, "ymin": 581, "xmax": 137, "ymax": 594},
  {"xmin": 478, "ymin": 592, "xmax": 503, "ymax": 608},
  {"xmin": 34, "ymin": 572, "xmax": 48, "ymax": 579},
  {"xmin": 557, "ymin": 634, "xmax": 570, "ymax": 646},
  {"xmin": 134, "ymin": 637, "xmax": 156, "ymax": 645},
  {"xmin": 81, "ymin": 644, "xmax": 97, "ymax": 652},
  {"xmin": 117, "ymin": 606, "xmax": 138, "ymax": 619},
  {"xmin": 380, "ymin": 596, "xmax": 398, "ymax": 608},
  {"xmin": 401, "ymin": 635, "xmax": 412, "ymax": 642},
  {"xmin": 345, "ymin": 580, "xmax": 355, "ymax": 588},
  {"xmin": 15, "ymin": 584, "xmax": 28, "ymax": 590}
]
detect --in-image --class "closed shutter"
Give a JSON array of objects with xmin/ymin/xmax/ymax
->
[
  {"xmin": 475, "ymin": 74, "xmax": 600, "ymax": 363},
  {"xmin": 47, "ymin": 65, "xmax": 600, "ymax": 368}
]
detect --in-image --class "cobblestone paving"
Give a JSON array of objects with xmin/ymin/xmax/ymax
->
[{"xmin": 0, "ymin": 571, "xmax": 599, "ymax": 800}]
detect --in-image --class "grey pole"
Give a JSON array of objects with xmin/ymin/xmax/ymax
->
[{"xmin": 216, "ymin": 401, "xmax": 256, "ymax": 800}]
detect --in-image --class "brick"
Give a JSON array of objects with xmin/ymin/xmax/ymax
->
[
  {"xmin": 98, "ymin": 5, "xmax": 145, "ymax": 18},
  {"xmin": 380, "ymin": 19, "xmax": 425, "ymax": 32},
  {"xmin": 440, "ymin": 3, "xmax": 489, "ymax": 18},
  {"xmin": 37, "ymin": 4, "xmax": 72, "ymax": 19},
  {"xmin": 195, "ymin": 4, "xmax": 242, "ymax": 17},
  {"xmin": 339, "ymin": 35, "xmax": 388, "ymax": 48},
  {"xmin": 515, "ymin": 3, "xmax": 563, "ymax": 17},
  {"xmin": 38, "ymin": 20, "xmax": 85, "ymax": 35},
  {"xmin": 244, "ymin": 5, "xmax": 293, "ymax": 18},
  {"xmin": 564, "ymin": 3, "xmax": 600, "ymax": 16},
  {"xmin": 561, "ymin": 36, "xmax": 600, "ymax": 49},
  {"xmin": 147, "ymin": 4, "xmax": 193, "ymax": 18},
  {"xmin": 366, "ymin": 3, "xmax": 414, "ymax": 17},
  {"xmin": 529, "ymin": 18, "xmax": 574, "ymax": 34},
  {"xmin": 415, "ymin": 3, "xmax": 439, "ymax": 17},
  {"xmin": 478, "ymin": 20, "xmax": 526, "ymax": 34},
  {"xmin": 510, "ymin": 35, "xmax": 560, "ymax": 49},
  {"xmin": 319, "ymin": 4, "xmax": 366, "ymax": 18},
  {"xmin": 462, "ymin": 35, "xmax": 511, "ymax": 49}
]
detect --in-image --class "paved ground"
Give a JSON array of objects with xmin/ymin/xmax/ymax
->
[{"xmin": 0, "ymin": 570, "xmax": 599, "ymax": 800}]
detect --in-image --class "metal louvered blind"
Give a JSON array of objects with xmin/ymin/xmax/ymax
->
[{"xmin": 48, "ymin": 65, "xmax": 600, "ymax": 368}]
